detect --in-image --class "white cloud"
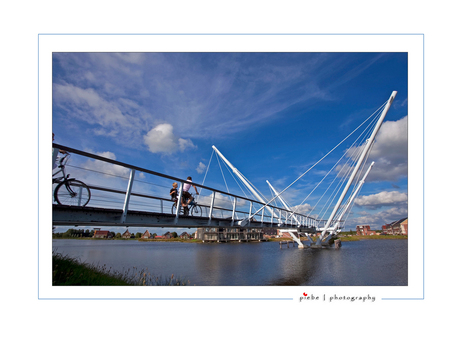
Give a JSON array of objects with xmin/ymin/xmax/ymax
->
[
  {"xmin": 346, "ymin": 206, "xmax": 408, "ymax": 228},
  {"xmin": 291, "ymin": 203, "xmax": 313, "ymax": 215},
  {"xmin": 196, "ymin": 162, "xmax": 207, "ymax": 174},
  {"xmin": 143, "ymin": 123, "xmax": 195, "ymax": 154},
  {"xmin": 178, "ymin": 138, "xmax": 196, "ymax": 152},
  {"xmin": 355, "ymin": 191, "xmax": 407, "ymax": 208},
  {"xmin": 82, "ymin": 151, "xmax": 131, "ymax": 178},
  {"xmin": 53, "ymin": 83, "xmax": 129, "ymax": 128},
  {"xmin": 342, "ymin": 116, "xmax": 407, "ymax": 182}
]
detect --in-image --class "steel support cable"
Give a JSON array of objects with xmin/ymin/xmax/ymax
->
[
  {"xmin": 294, "ymin": 136, "xmax": 358, "ymax": 217},
  {"xmin": 336, "ymin": 117, "xmax": 378, "ymax": 222},
  {"xmin": 320, "ymin": 130, "xmax": 373, "ymax": 222},
  {"xmin": 333, "ymin": 140, "xmax": 372, "ymax": 221},
  {"xmin": 306, "ymin": 124, "xmax": 370, "ymax": 219},
  {"xmin": 220, "ymin": 157, "xmax": 270, "ymax": 204},
  {"xmin": 216, "ymin": 154, "xmax": 231, "ymax": 195},
  {"xmin": 317, "ymin": 152, "xmax": 357, "ymax": 221},
  {"xmin": 323, "ymin": 118, "xmax": 377, "ymax": 225},
  {"xmin": 313, "ymin": 107, "xmax": 382, "ymax": 221},
  {"xmin": 237, "ymin": 169, "xmax": 270, "ymax": 202},
  {"xmin": 197, "ymin": 149, "xmax": 215, "ymax": 201},
  {"xmin": 316, "ymin": 119, "xmax": 375, "ymax": 221},
  {"xmin": 251, "ymin": 100, "xmax": 389, "ymax": 220},
  {"xmin": 220, "ymin": 157, "xmax": 250, "ymax": 199},
  {"xmin": 336, "ymin": 139, "xmax": 375, "ymax": 227}
]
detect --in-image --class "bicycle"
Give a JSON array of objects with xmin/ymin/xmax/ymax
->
[
  {"xmin": 171, "ymin": 193, "xmax": 202, "ymax": 217},
  {"xmin": 53, "ymin": 153, "xmax": 91, "ymax": 207}
]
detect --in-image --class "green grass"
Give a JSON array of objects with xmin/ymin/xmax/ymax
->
[
  {"xmin": 52, "ymin": 252, "xmax": 191, "ymax": 286},
  {"xmin": 339, "ymin": 234, "xmax": 408, "ymax": 242}
]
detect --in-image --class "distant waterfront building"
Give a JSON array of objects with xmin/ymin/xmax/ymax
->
[
  {"xmin": 356, "ymin": 225, "xmax": 376, "ymax": 236},
  {"xmin": 400, "ymin": 218, "xmax": 408, "ymax": 235},
  {"xmin": 142, "ymin": 230, "xmax": 150, "ymax": 239},
  {"xmin": 122, "ymin": 230, "xmax": 131, "ymax": 238},
  {"xmin": 264, "ymin": 228, "xmax": 278, "ymax": 237},
  {"xmin": 93, "ymin": 229, "xmax": 112, "ymax": 239},
  {"xmin": 179, "ymin": 232, "xmax": 191, "ymax": 239},
  {"xmin": 196, "ymin": 227, "xmax": 265, "ymax": 242},
  {"xmin": 382, "ymin": 218, "xmax": 408, "ymax": 235}
]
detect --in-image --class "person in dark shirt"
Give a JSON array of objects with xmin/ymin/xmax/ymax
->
[{"xmin": 170, "ymin": 182, "xmax": 178, "ymax": 200}]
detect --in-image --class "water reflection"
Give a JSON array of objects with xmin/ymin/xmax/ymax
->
[{"xmin": 53, "ymin": 239, "xmax": 407, "ymax": 286}]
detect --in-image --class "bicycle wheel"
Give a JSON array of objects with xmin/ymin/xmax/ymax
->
[
  {"xmin": 190, "ymin": 204, "xmax": 202, "ymax": 217},
  {"xmin": 54, "ymin": 179, "xmax": 91, "ymax": 207},
  {"xmin": 171, "ymin": 202, "xmax": 186, "ymax": 216}
]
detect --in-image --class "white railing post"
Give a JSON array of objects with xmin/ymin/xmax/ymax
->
[
  {"xmin": 208, "ymin": 191, "xmax": 215, "ymax": 225},
  {"xmin": 231, "ymin": 197, "xmax": 237, "ymax": 226},
  {"xmin": 121, "ymin": 169, "xmax": 136, "ymax": 223},
  {"xmin": 248, "ymin": 202, "xmax": 253, "ymax": 225},
  {"xmin": 175, "ymin": 183, "xmax": 184, "ymax": 224}
]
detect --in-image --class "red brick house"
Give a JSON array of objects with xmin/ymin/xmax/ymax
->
[
  {"xmin": 382, "ymin": 218, "xmax": 408, "ymax": 235},
  {"xmin": 122, "ymin": 230, "xmax": 131, "ymax": 238},
  {"xmin": 356, "ymin": 225, "xmax": 376, "ymax": 236},
  {"xmin": 400, "ymin": 218, "xmax": 408, "ymax": 235},
  {"xmin": 142, "ymin": 230, "xmax": 150, "ymax": 239},
  {"xmin": 179, "ymin": 232, "xmax": 190, "ymax": 239},
  {"xmin": 93, "ymin": 230, "xmax": 112, "ymax": 238}
]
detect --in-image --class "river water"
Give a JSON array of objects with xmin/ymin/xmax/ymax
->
[{"xmin": 52, "ymin": 239, "xmax": 407, "ymax": 286}]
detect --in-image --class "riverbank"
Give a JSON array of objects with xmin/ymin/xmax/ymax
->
[
  {"xmin": 52, "ymin": 252, "xmax": 191, "ymax": 286},
  {"xmin": 53, "ymin": 234, "xmax": 408, "ymax": 243},
  {"xmin": 338, "ymin": 234, "xmax": 408, "ymax": 242}
]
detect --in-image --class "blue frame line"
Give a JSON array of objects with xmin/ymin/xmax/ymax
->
[
  {"xmin": 39, "ymin": 33, "xmax": 423, "ymax": 301},
  {"xmin": 39, "ymin": 298, "xmax": 294, "ymax": 301},
  {"xmin": 382, "ymin": 34, "xmax": 425, "ymax": 301}
]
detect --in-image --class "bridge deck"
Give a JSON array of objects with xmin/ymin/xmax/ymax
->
[{"xmin": 53, "ymin": 204, "xmax": 316, "ymax": 232}]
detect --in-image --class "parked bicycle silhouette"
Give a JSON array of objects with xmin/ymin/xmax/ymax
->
[
  {"xmin": 171, "ymin": 193, "xmax": 202, "ymax": 217},
  {"xmin": 53, "ymin": 153, "xmax": 91, "ymax": 206}
]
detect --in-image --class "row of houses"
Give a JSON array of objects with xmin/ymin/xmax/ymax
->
[
  {"xmin": 92, "ymin": 217, "xmax": 408, "ymax": 241},
  {"xmin": 92, "ymin": 229, "xmax": 194, "ymax": 239},
  {"xmin": 382, "ymin": 218, "xmax": 408, "ymax": 235},
  {"xmin": 355, "ymin": 217, "xmax": 408, "ymax": 236}
]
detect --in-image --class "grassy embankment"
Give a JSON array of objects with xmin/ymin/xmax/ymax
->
[
  {"xmin": 52, "ymin": 252, "xmax": 191, "ymax": 286},
  {"xmin": 338, "ymin": 234, "xmax": 408, "ymax": 242}
]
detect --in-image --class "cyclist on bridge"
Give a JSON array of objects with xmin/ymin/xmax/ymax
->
[{"xmin": 182, "ymin": 176, "xmax": 199, "ymax": 211}]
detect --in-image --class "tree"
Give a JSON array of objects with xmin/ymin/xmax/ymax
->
[{"xmin": 172, "ymin": 232, "xmax": 178, "ymax": 238}]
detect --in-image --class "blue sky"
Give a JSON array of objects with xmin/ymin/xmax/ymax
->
[{"xmin": 52, "ymin": 52, "xmax": 408, "ymax": 233}]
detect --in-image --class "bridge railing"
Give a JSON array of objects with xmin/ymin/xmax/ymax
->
[{"xmin": 52, "ymin": 143, "xmax": 319, "ymax": 228}]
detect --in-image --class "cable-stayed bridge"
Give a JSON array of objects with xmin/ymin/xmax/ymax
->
[{"xmin": 52, "ymin": 91, "xmax": 397, "ymax": 248}]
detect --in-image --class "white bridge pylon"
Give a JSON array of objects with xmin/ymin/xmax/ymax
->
[{"xmin": 212, "ymin": 91, "xmax": 397, "ymax": 248}]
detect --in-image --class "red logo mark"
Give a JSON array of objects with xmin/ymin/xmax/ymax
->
[{"xmin": 303, "ymin": 293, "xmax": 308, "ymax": 296}]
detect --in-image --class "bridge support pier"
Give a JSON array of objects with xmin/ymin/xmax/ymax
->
[{"xmin": 284, "ymin": 230, "xmax": 306, "ymax": 249}]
